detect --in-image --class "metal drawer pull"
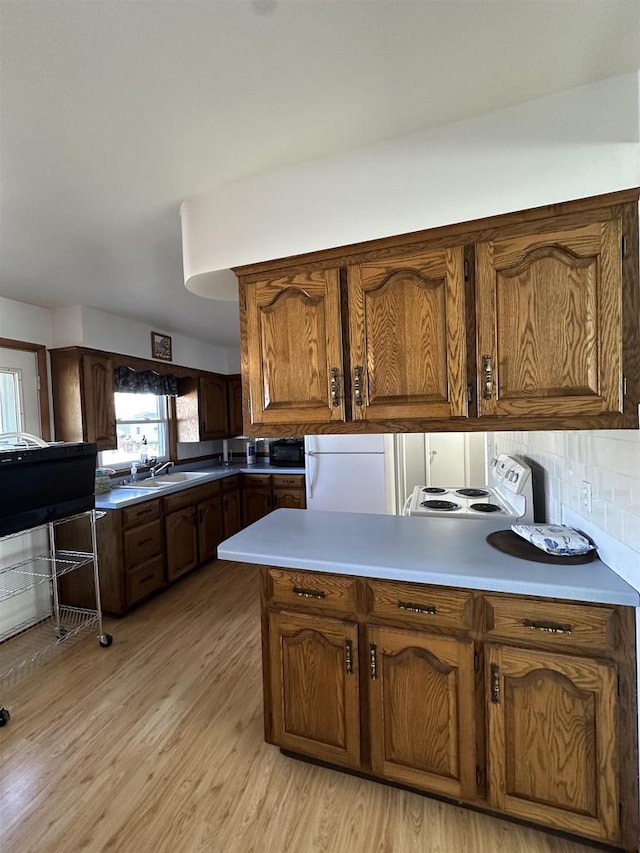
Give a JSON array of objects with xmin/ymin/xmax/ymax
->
[
  {"xmin": 522, "ymin": 619, "xmax": 573, "ymax": 635},
  {"xmin": 482, "ymin": 355, "xmax": 493, "ymax": 400},
  {"xmin": 330, "ymin": 367, "xmax": 340, "ymax": 408},
  {"xmin": 292, "ymin": 587, "xmax": 327, "ymax": 599},
  {"xmin": 398, "ymin": 600, "xmax": 437, "ymax": 615},
  {"xmin": 490, "ymin": 663, "xmax": 501, "ymax": 704},
  {"xmin": 369, "ymin": 644, "xmax": 377, "ymax": 680},
  {"xmin": 345, "ymin": 639, "xmax": 353, "ymax": 675}
]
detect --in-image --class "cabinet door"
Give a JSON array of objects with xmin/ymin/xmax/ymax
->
[
  {"xmin": 242, "ymin": 475, "xmax": 273, "ymax": 525},
  {"xmin": 165, "ymin": 506, "xmax": 198, "ymax": 582},
  {"xmin": 81, "ymin": 354, "xmax": 116, "ymax": 449},
  {"xmin": 199, "ymin": 375, "xmax": 228, "ymax": 439},
  {"xmin": 222, "ymin": 488, "xmax": 242, "ymax": 538},
  {"xmin": 368, "ymin": 625, "xmax": 476, "ymax": 799},
  {"xmin": 347, "ymin": 247, "xmax": 467, "ymax": 420},
  {"xmin": 269, "ymin": 610, "xmax": 360, "ymax": 768},
  {"xmin": 245, "ymin": 269, "xmax": 345, "ymax": 425},
  {"xmin": 198, "ymin": 494, "xmax": 224, "ymax": 562},
  {"xmin": 226, "ymin": 375, "xmax": 244, "ymax": 437},
  {"xmin": 476, "ymin": 217, "xmax": 623, "ymax": 418},
  {"xmin": 486, "ymin": 645, "xmax": 618, "ymax": 843}
]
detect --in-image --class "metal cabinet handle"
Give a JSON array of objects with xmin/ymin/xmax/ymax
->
[
  {"xmin": 369, "ymin": 644, "xmax": 377, "ymax": 680},
  {"xmin": 292, "ymin": 587, "xmax": 326, "ymax": 600},
  {"xmin": 345, "ymin": 639, "xmax": 353, "ymax": 675},
  {"xmin": 329, "ymin": 367, "xmax": 340, "ymax": 408},
  {"xmin": 353, "ymin": 366, "xmax": 364, "ymax": 407},
  {"xmin": 398, "ymin": 600, "xmax": 437, "ymax": 615},
  {"xmin": 521, "ymin": 618, "xmax": 573, "ymax": 635},
  {"xmin": 482, "ymin": 355, "xmax": 493, "ymax": 400},
  {"xmin": 490, "ymin": 663, "xmax": 500, "ymax": 704}
]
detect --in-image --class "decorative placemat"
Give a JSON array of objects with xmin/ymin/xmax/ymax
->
[{"xmin": 486, "ymin": 530, "xmax": 598, "ymax": 565}]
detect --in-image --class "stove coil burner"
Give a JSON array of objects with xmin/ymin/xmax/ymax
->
[
  {"xmin": 470, "ymin": 503, "xmax": 501, "ymax": 513},
  {"xmin": 456, "ymin": 488, "xmax": 490, "ymax": 498},
  {"xmin": 422, "ymin": 487, "xmax": 447, "ymax": 495},
  {"xmin": 420, "ymin": 499, "xmax": 460, "ymax": 511}
]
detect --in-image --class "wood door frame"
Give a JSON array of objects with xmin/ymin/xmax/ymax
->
[{"xmin": 0, "ymin": 337, "xmax": 51, "ymax": 440}]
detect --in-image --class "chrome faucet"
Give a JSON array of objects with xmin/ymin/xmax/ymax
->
[{"xmin": 150, "ymin": 460, "xmax": 174, "ymax": 478}]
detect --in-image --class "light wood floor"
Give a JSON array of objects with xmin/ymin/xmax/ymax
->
[{"xmin": 1, "ymin": 561, "xmax": 596, "ymax": 853}]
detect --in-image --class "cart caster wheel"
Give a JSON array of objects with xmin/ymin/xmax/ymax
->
[
  {"xmin": 99, "ymin": 634, "xmax": 113, "ymax": 648},
  {"xmin": 0, "ymin": 708, "xmax": 10, "ymax": 727},
  {"xmin": 57, "ymin": 627, "xmax": 68, "ymax": 639}
]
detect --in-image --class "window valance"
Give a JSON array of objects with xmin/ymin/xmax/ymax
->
[{"xmin": 114, "ymin": 366, "xmax": 179, "ymax": 396}]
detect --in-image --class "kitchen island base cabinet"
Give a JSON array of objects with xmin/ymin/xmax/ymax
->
[
  {"xmin": 259, "ymin": 566, "xmax": 637, "ymax": 851},
  {"xmin": 486, "ymin": 645, "xmax": 618, "ymax": 844},
  {"xmin": 368, "ymin": 626, "xmax": 477, "ymax": 801},
  {"xmin": 268, "ymin": 610, "xmax": 360, "ymax": 769}
]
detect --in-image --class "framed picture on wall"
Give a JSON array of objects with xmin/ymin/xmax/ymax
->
[{"xmin": 151, "ymin": 331, "xmax": 172, "ymax": 362}]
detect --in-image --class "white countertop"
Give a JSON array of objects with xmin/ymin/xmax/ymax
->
[
  {"xmin": 217, "ymin": 508, "xmax": 640, "ymax": 607},
  {"xmin": 95, "ymin": 462, "xmax": 306, "ymax": 510}
]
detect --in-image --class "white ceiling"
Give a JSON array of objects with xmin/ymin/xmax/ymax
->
[{"xmin": 2, "ymin": 1, "xmax": 639, "ymax": 349}]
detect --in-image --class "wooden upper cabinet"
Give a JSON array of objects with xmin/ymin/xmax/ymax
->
[
  {"xmin": 368, "ymin": 625, "xmax": 477, "ymax": 800},
  {"xmin": 82, "ymin": 354, "xmax": 117, "ymax": 448},
  {"xmin": 176, "ymin": 373, "xmax": 228, "ymax": 441},
  {"xmin": 348, "ymin": 247, "xmax": 468, "ymax": 420},
  {"xmin": 50, "ymin": 349, "xmax": 116, "ymax": 450},
  {"xmin": 245, "ymin": 270, "xmax": 345, "ymax": 425},
  {"xmin": 476, "ymin": 216, "xmax": 623, "ymax": 418},
  {"xmin": 226, "ymin": 375, "xmax": 243, "ymax": 437},
  {"xmin": 486, "ymin": 644, "xmax": 619, "ymax": 844}
]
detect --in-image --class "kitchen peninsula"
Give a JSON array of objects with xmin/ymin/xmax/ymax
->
[{"xmin": 219, "ymin": 509, "xmax": 639, "ymax": 851}]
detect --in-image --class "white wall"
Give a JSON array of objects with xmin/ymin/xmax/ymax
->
[
  {"xmin": 52, "ymin": 306, "xmax": 233, "ymax": 373},
  {"xmin": 0, "ymin": 296, "xmax": 53, "ymax": 347},
  {"xmin": 489, "ymin": 431, "xmax": 640, "ymax": 589},
  {"xmin": 182, "ymin": 72, "xmax": 640, "ymax": 292}
]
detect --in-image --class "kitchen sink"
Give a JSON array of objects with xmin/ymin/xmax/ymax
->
[{"xmin": 120, "ymin": 471, "xmax": 210, "ymax": 490}]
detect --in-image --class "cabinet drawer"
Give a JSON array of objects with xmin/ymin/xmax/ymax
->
[
  {"xmin": 484, "ymin": 596, "xmax": 617, "ymax": 653},
  {"xmin": 272, "ymin": 474, "xmax": 305, "ymax": 489},
  {"xmin": 122, "ymin": 519, "xmax": 163, "ymax": 569},
  {"xmin": 243, "ymin": 473, "xmax": 271, "ymax": 488},
  {"xmin": 367, "ymin": 581, "xmax": 473, "ymax": 631},
  {"xmin": 121, "ymin": 499, "xmax": 160, "ymax": 529},
  {"xmin": 222, "ymin": 474, "xmax": 240, "ymax": 492},
  {"xmin": 162, "ymin": 490, "xmax": 196, "ymax": 514},
  {"xmin": 267, "ymin": 569, "xmax": 362, "ymax": 616},
  {"xmin": 126, "ymin": 555, "xmax": 165, "ymax": 606}
]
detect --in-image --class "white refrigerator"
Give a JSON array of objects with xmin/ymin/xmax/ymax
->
[{"xmin": 304, "ymin": 434, "xmax": 394, "ymax": 514}]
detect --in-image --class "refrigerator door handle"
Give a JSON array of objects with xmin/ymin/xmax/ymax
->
[{"xmin": 306, "ymin": 451, "xmax": 317, "ymax": 499}]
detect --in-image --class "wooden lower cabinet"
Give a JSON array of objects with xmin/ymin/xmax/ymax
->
[
  {"xmin": 261, "ymin": 568, "xmax": 637, "ymax": 850},
  {"xmin": 486, "ymin": 644, "xmax": 619, "ymax": 844},
  {"xmin": 268, "ymin": 610, "xmax": 360, "ymax": 768},
  {"xmin": 198, "ymin": 493, "xmax": 224, "ymax": 562},
  {"xmin": 368, "ymin": 625, "xmax": 477, "ymax": 800},
  {"xmin": 165, "ymin": 506, "xmax": 198, "ymax": 582}
]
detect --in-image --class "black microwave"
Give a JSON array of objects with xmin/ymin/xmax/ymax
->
[{"xmin": 269, "ymin": 438, "xmax": 304, "ymax": 467}]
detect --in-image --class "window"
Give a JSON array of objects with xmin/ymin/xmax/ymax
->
[
  {"xmin": 0, "ymin": 368, "xmax": 23, "ymax": 434},
  {"xmin": 100, "ymin": 392, "xmax": 169, "ymax": 468}
]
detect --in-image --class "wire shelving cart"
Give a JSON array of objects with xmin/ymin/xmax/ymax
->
[{"xmin": 0, "ymin": 509, "xmax": 113, "ymax": 726}]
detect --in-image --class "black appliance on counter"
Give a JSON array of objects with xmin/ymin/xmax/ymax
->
[
  {"xmin": 0, "ymin": 442, "xmax": 97, "ymax": 536},
  {"xmin": 269, "ymin": 438, "xmax": 305, "ymax": 468}
]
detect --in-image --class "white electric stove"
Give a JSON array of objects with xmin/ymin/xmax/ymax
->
[{"xmin": 404, "ymin": 454, "xmax": 534, "ymax": 522}]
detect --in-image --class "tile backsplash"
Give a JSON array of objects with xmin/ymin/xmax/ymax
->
[{"xmin": 488, "ymin": 430, "xmax": 640, "ymax": 557}]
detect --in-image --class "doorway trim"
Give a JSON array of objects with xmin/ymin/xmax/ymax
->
[{"xmin": 0, "ymin": 338, "xmax": 51, "ymax": 440}]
